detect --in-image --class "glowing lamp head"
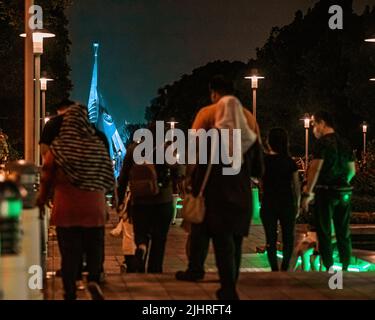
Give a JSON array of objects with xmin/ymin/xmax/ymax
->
[
  {"xmin": 40, "ymin": 77, "xmax": 53, "ymax": 91},
  {"xmin": 244, "ymin": 69, "xmax": 264, "ymax": 89},
  {"xmin": 44, "ymin": 117, "xmax": 51, "ymax": 124},
  {"xmin": 20, "ymin": 30, "xmax": 55, "ymax": 54},
  {"xmin": 370, "ymin": 78, "xmax": 375, "ymax": 82},
  {"xmin": 365, "ymin": 37, "xmax": 375, "ymax": 43},
  {"xmin": 167, "ymin": 117, "xmax": 178, "ymax": 129},
  {"xmin": 302, "ymin": 114, "xmax": 311, "ymax": 129},
  {"xmin": 362, "ymin": 122, "xmax": 368, "ymax": 133}
]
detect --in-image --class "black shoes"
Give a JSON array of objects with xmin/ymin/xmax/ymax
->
[
  {"xmin": 216, "ymin": 288, "xmax": 239, "ymax": 301},
  {"xmin": 87, "ymin": 282, "xmax": 105, "ymax": 300},
  {"xmin": 175, "ymin": 270, "xmax": 204, "ymax": 282}
]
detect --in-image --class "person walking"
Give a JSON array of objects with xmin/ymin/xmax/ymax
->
[
  {"xmin": 117, "ymin": 123, "xmax": 181, "ymax": 274},
  {"xmin": 301, "ymin": 110, "xmax": 356, "ymax": 271},
  {"xmin": 261, "ymin": 128, "xmax": 301, "ymax": 271},
  {"xmin": 37, "ymin": 105, "xmax": 114, "ymax": 300},
  {"xmin": 177, "ymin": 75, "xmax": 260, "ymax": 300}
]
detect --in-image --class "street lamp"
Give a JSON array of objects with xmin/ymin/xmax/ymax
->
[
  {"xmin": 370, "ymin": 78, "xmax": 375, "ymax": 82},
  {"xmin": 40, "ymin": 74, "xmax": 53, "ymax": 130},
  {"xmin": 20, "ymin": 30, "xmax": 55, "ymax": 165},
  {"xmin": 362, "ymin": 122, "xmax": 368, "ymax": 164},
  {"xmin": 365, "ymin": 36, "xmax": 375, "ymax": 43},
  {"xmin": 167, "ymin": 117, "xmax": 178, "ymax": 130},
  {"xmin": 244, "ymin": 68, "xmax": 264, "ymax": 121},
  {"xmin": 302, "ymin": 114, "xmax": 311, "ymax": 173},
  {"xmin": 166, "ymin": 117, "xmax": 178, "ymax": 143}
]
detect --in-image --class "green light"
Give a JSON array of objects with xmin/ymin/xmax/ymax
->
[
  {"xmin": 275, "ymin": 251, "xmax": 373, "ymax": 272},
  {"xmin": 8, "ymin": 199, "xmax": 22, "ymax": 218},
  {"xmin": 252, "ymin": 187, "xmax": 261, "ymax": 225},
  {"xmin": 343, "ymin": 194, "xmax": 350, "ymax": 202},
  {"xmin": 0, "ymin": 199, "xmax": 22, "ymax": 218},
  {"xmin": 176, "ymin": 197, "xmax": 183, "ymax": 210}
]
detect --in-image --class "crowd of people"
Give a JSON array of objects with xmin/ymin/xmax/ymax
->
[{"xmin": 36, "ymin": 75, "xmax": 356, "ymax": 301}]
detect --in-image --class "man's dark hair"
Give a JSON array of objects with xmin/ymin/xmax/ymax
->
[
  {"xmin": 314, "ymin": 110, "xmax": 335, "ymax": 128},
  {"xmin": 55, "ymin": 99, "xmax": 75, "ymax": 111},
  {"xmin": 209, "ymin": 75, "xmax": 234, "ymax": 96}
]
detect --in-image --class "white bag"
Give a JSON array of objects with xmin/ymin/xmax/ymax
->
[
  {"xmin": 110, "ymin": 219, "xmax": 123, "ymax": 237},
  {"xmin": 122, "ymin": 218, "xmax": 136, "ymax": 255},
  {"xmin": 182, "ymin": 162, "xmax": 212, "ymax": 224}
]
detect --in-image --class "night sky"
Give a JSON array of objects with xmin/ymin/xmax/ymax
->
[{"xmin": 67, "ymin": 0, "xmax": 375, "ymax": 125}]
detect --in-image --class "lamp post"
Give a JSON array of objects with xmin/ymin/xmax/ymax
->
[
  {"xmin": 40, "ymin": 75, "xmax": 53, "ymax": 130},
  {"xmin": 167, "ymin": 117, "xmax": 179, "ymax": 225},
  {"xmin": 24, "ymin": 0, "xmax": 34, "ymax": 163},
  {"xmin": 245, "ymin": 68, "xmax": 264, "ymax": 121},
  {"xmin": 362, "ymin": 122, "xmax": 368, "ymax": 164},
  {"xmin": 303, "ymin": 114, "xmax": 311, "ymax": 173},
  {"xmin": 167, "ymin": 117, "xmax": 179, "ymax": 147},
  {"xmin": 365, "ymin": 36, "xmax": 375, "ymax": 82},
  {"xmin": 20, "ymin": 30, "xmax": 55, "ymax": 165}
]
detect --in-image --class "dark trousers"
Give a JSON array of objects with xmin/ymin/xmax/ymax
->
[
  {"xmin": 56, "ymin": 227, "xmax": 104, "ymax": 300},
  {"xmin": 186, "ymin": 223, "xmax": 243, "ymax": 299},
  {"xmin": 187, "ymin": 223, "xmax": 210, "ymax": 276},
  {"xmin": 261, "ymin": 203, "xmax": 295, "ymax": 271},
  {"xmin": 314, "ymin": 189, "xmax": 352, "ymax": 270},
  {"xmin": 212, "ymin": 234, "xmax": 243, "ymax": 300},
  {"xmin": 132, "ymin": 202, "xmax": 173, "ymax": 273}
]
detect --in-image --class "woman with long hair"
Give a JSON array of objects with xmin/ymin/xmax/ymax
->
[{"xmin": 261, "ymin": 128, "xmax": 301, "ymax": 271}]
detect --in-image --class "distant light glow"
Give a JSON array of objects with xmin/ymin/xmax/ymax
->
[
  {"xmin": 44, "ymin": 117, "xmax": 51, "ymax": 124},
  {"xmin": 370, "ymin": 78, "xmax": 375, "ymax": 82},
  {"xmin": 245, "ymin": 75, "xmax": 265, "ymax": 89},
  {"xmin": 40, "ymin": 78, "xmax": 53, "ymax": 91},
  {"xmin": 365, "ymin": 38, "xmax": 375, "ymax": 42},
  {"xmin": 304, "ymin": 118, "xmax": 310, "ymax": 129}
]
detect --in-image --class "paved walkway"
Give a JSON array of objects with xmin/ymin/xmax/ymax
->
[{"xmin": 45, "ymin": 213, "xmax": 375, "ymax": 300}]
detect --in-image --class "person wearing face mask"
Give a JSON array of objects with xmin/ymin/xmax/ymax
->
[{"xmin": 301, "ymin": 110, "xmax": 356, "ymax": 272}]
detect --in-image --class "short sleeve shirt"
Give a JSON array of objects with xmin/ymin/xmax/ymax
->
[{"xmin": 312, "ymin": 133, "xmax": 354, "ymax": 186}]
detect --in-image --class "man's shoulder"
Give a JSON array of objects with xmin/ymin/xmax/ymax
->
[
  {"xmin": 191, "ymin": 103, "xmax": 216, "ymax": 130},
  {"xmin": 197, "ymin": 103, "xmax": 216, "ymax": 115}
]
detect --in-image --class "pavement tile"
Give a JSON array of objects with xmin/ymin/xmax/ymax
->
[{"xmin": 44, "ymin": 213, "xmax": 375, "ymax": 300}]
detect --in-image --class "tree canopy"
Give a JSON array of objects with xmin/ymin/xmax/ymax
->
[
  {"xmin": 145, "ymin": 0, "xmax": 375, "ymax": 155},
  {"xmin": 0, "ymin": 0, "xmax": 72, "ymax": 156}
]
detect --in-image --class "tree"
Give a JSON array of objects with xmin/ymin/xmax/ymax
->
[
  {"xmin": 145, "ymin": 61, "xmax": 247, "ymax": 132},
  {"xmin": 146, "ymin": 0, "xmax": 375, "ymax": 156},
  {"xmin": 0, "ymin": 0, "xmax": 73, "ymax": 157}
]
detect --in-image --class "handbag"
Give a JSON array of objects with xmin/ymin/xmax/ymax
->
[
  {"xmin": 182, "ymin": 162, "xmax": 212, "ymax": 224},
  {"xmin": 110, "ymin": 192, "xmax": 131, "ymax": 237}
]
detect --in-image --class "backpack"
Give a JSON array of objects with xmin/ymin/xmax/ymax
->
[{"xmin": 129, "ymin": 163, "xmax": 160, "ymax": 198}]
